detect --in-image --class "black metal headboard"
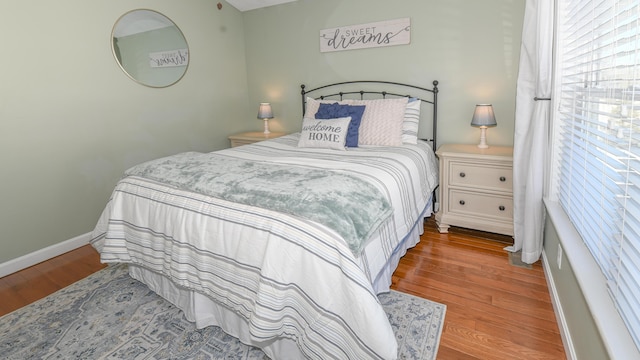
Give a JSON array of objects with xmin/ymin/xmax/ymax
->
[{"xmin": 300, "ymin": 80, "xmax": 439, "ymax": 151}]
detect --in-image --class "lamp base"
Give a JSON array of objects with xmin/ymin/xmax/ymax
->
[
  {"xmin": 477, "ymin": 126, "xmax": 489, "ymax": 149},
  {"xmin": 263, "ymin": 118, "xmax": 271, "ymax": 135}
]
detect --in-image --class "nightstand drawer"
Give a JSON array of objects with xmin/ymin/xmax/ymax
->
[
  {"xmin": 449, "ymin": 190, "xmax": 513, "ymax": 220},
  {"xmin": 228, "ymin": 132, "xmax": 286, "ymax": 148},
  {"xmin": 449, "ymin": 162, "xmax": 512, "ymax": 192},
  {"xmin": 230, "ymin": 139, "xmax": 257, "ymax": 147}
]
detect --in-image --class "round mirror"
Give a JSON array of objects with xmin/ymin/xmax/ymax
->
[{"xmin": 111, "ymin": 9, "xmax": 189, "ymax": 88}]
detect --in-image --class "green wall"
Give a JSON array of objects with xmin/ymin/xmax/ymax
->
[
  {"xmin": 0, "ymin": 0, "xmax": 526, "ymax": 265},
  {"xmin": 241, "ymin": 0, "xmax": 525, "ymax": 146},
  {"xmin": 544, "ymin": 212, "xmax": 608, "ymax": 359},
  {"xmin": 0, "ymin": 0, "xmax": 250, "ymax": 263}
]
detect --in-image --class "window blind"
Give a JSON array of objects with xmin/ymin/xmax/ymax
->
[{"xmin": 555, "ymin": 0, "xmax": 640, "ymax": 349}]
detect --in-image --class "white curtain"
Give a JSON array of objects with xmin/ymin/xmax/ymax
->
[{"xmin": 508, "ymin": 0, "xmax": 554, "ymax": 264}]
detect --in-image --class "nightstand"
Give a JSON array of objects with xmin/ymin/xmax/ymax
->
[
  {"xmin": 228, "ymin": 131, "xmax": 286, "ymax": 148},
  {"xmin": 435, "ymin": 144, "xmax": 514, "ymax": 236}
]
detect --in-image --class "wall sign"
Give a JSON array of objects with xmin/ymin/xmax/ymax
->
[
  {"xmin": 320, "ymin": 18, "xmax": 410, "ymax": 53},
  {"xmin": 149, "ymin": 49, "xmax": 189, "ymax": 68}
]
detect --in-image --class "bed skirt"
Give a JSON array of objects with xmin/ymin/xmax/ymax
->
[
  {"xmin": 128, "ymin": 264, "xmax": 303, "ymax": 359},
  {"xmin": 371, "ymin": 204, "xmax": 429, "ymax": 293},
  {"xmin": 127, "ymin": 210, "xmax": 429, "ymax": 359}
]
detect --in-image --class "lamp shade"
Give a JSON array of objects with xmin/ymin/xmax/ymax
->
[
  {"xmin": 257, "ymin": 103, "xmax": 274, "ymax": 120},
  {"xmin": 471, "ymin": 104, "xmax": 497, "ymax": 127}
]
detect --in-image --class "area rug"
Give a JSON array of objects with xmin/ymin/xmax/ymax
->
[{"xmin": 0, "ymin": 264, "xmax": 446, "ymax": 359}]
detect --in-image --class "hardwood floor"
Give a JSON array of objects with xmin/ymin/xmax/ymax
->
[
  {"xmin": 391, "ymin": 218, "xmax": 566, "ymax": 359},
  {"xmin": 0, "ymin": 218, "xmax": 566, "ymax": 359},
  {"xmin": 0, "ymin": 245, "xmax": 106, "ymax": 316}
]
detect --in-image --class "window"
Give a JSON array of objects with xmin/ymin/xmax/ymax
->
[{"xmin": 553, "ymin": 0, "xmax": 640, "ymax": 349}]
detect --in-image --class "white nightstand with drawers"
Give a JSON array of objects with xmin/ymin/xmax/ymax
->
[{"xmin": 435, "ymin": 144, "xmax": 514, "ymax": 236}]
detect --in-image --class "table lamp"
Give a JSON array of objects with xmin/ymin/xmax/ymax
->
[
  {"xmin": 257, "ymin": 103, "xmax": 274, "ymax": 135},
  {"xmin": 471, "ymin": 104, "xmax": 497, "ymax": 149}
]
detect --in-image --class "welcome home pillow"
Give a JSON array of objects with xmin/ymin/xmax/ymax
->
[
  {"xmin": 298, "ymin": 116, "xmax": 351, "ymax": 150},
  {"xmin": 315, "ymin": 103, "xmax": 366, "ymax": 147}
]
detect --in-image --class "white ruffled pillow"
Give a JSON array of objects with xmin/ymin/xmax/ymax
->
[{"xmin": 298, "ymin": 116, "xmax": 351, "ymax": 150}]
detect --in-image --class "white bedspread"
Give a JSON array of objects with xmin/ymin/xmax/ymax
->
[{"xmin": 91, "ymin": 134, "xmax": 438, "ymax": 360}]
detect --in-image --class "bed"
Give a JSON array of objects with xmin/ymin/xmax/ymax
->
[{"xmin": 91, "ymin": 80, "xmax": 440, "ymax": 360}]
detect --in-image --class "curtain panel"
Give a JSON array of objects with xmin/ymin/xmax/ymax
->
[{"xmin": 510, "ymin": 0, "xmax": 554, "ymax": 263}]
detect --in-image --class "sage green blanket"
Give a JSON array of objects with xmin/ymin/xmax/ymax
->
[{"xmin": 124, "ymin": 152, "xmax": 392, "ymax": 255}]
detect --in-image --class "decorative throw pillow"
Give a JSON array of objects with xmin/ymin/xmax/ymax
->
[
  {"xmin": 315, "ymin": 103, "xmax": 366, "ymax": 147},
  {"xmin": 343, "ymin": 97, "xmax": 408, "ymax": 146},
  {"xmin": 402, "ymin": 98, "xmax": 421, "ymax": 144},
  {"xmin": 298, "ymin": 116, "xmax": 351, "ymax": 150}
]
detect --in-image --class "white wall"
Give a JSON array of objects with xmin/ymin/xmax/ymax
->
[{"xmin": 0, "ymin": 0, "xmax": 250, "ymax": 263}]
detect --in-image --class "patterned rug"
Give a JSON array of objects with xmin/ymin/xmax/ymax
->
[{"xmin": 0, "ymin": 264, "xmax": 446, "ymax": 359}]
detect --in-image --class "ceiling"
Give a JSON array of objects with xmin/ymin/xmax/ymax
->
[{"xmin": 225, "ymin": 0, "xmax": 297, "ymax": 12}]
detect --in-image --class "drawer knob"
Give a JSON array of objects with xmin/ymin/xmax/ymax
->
[
  {"xmin": 500, "ymin": 176, "xmax": 507, "ymax": 182},
  {"xmin": 459, "ymin": 172, "xmax": 466, "ymax": 178},
  {"xmin": 499, "ymin": 205, "xmax": 506, "ymax": 211},
  {"xmin": 459, "ymin": 200, "xmax": 466, "ymax": 205}
]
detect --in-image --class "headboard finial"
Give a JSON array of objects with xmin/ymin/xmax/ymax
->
[{"xmin": 301, "ymin": 84, "xmax": 307, "ymax": 114}]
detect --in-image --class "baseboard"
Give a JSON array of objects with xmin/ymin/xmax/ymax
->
[
  {"xmin": 0, "ymin": 232, "xmax": 91, "ymax": 278},
  {"xmin": 541, "ymin": 250, "xmax": 577, "ymax": 360}
]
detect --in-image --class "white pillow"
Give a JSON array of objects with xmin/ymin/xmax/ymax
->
[
  {"xmin": 402, "ymin": 99, "xmax": 421, "ymax": 144},
  {"xmin": 298, "ymin": 116, "xmax": 351, "ymax": 150},
  {"xmin": 344, "ymin": 97, "xmax": 408, "ymax": 146},
  {"xmin": 304, "ymin": 97, "xmax": 334, "ymax": 118}
]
